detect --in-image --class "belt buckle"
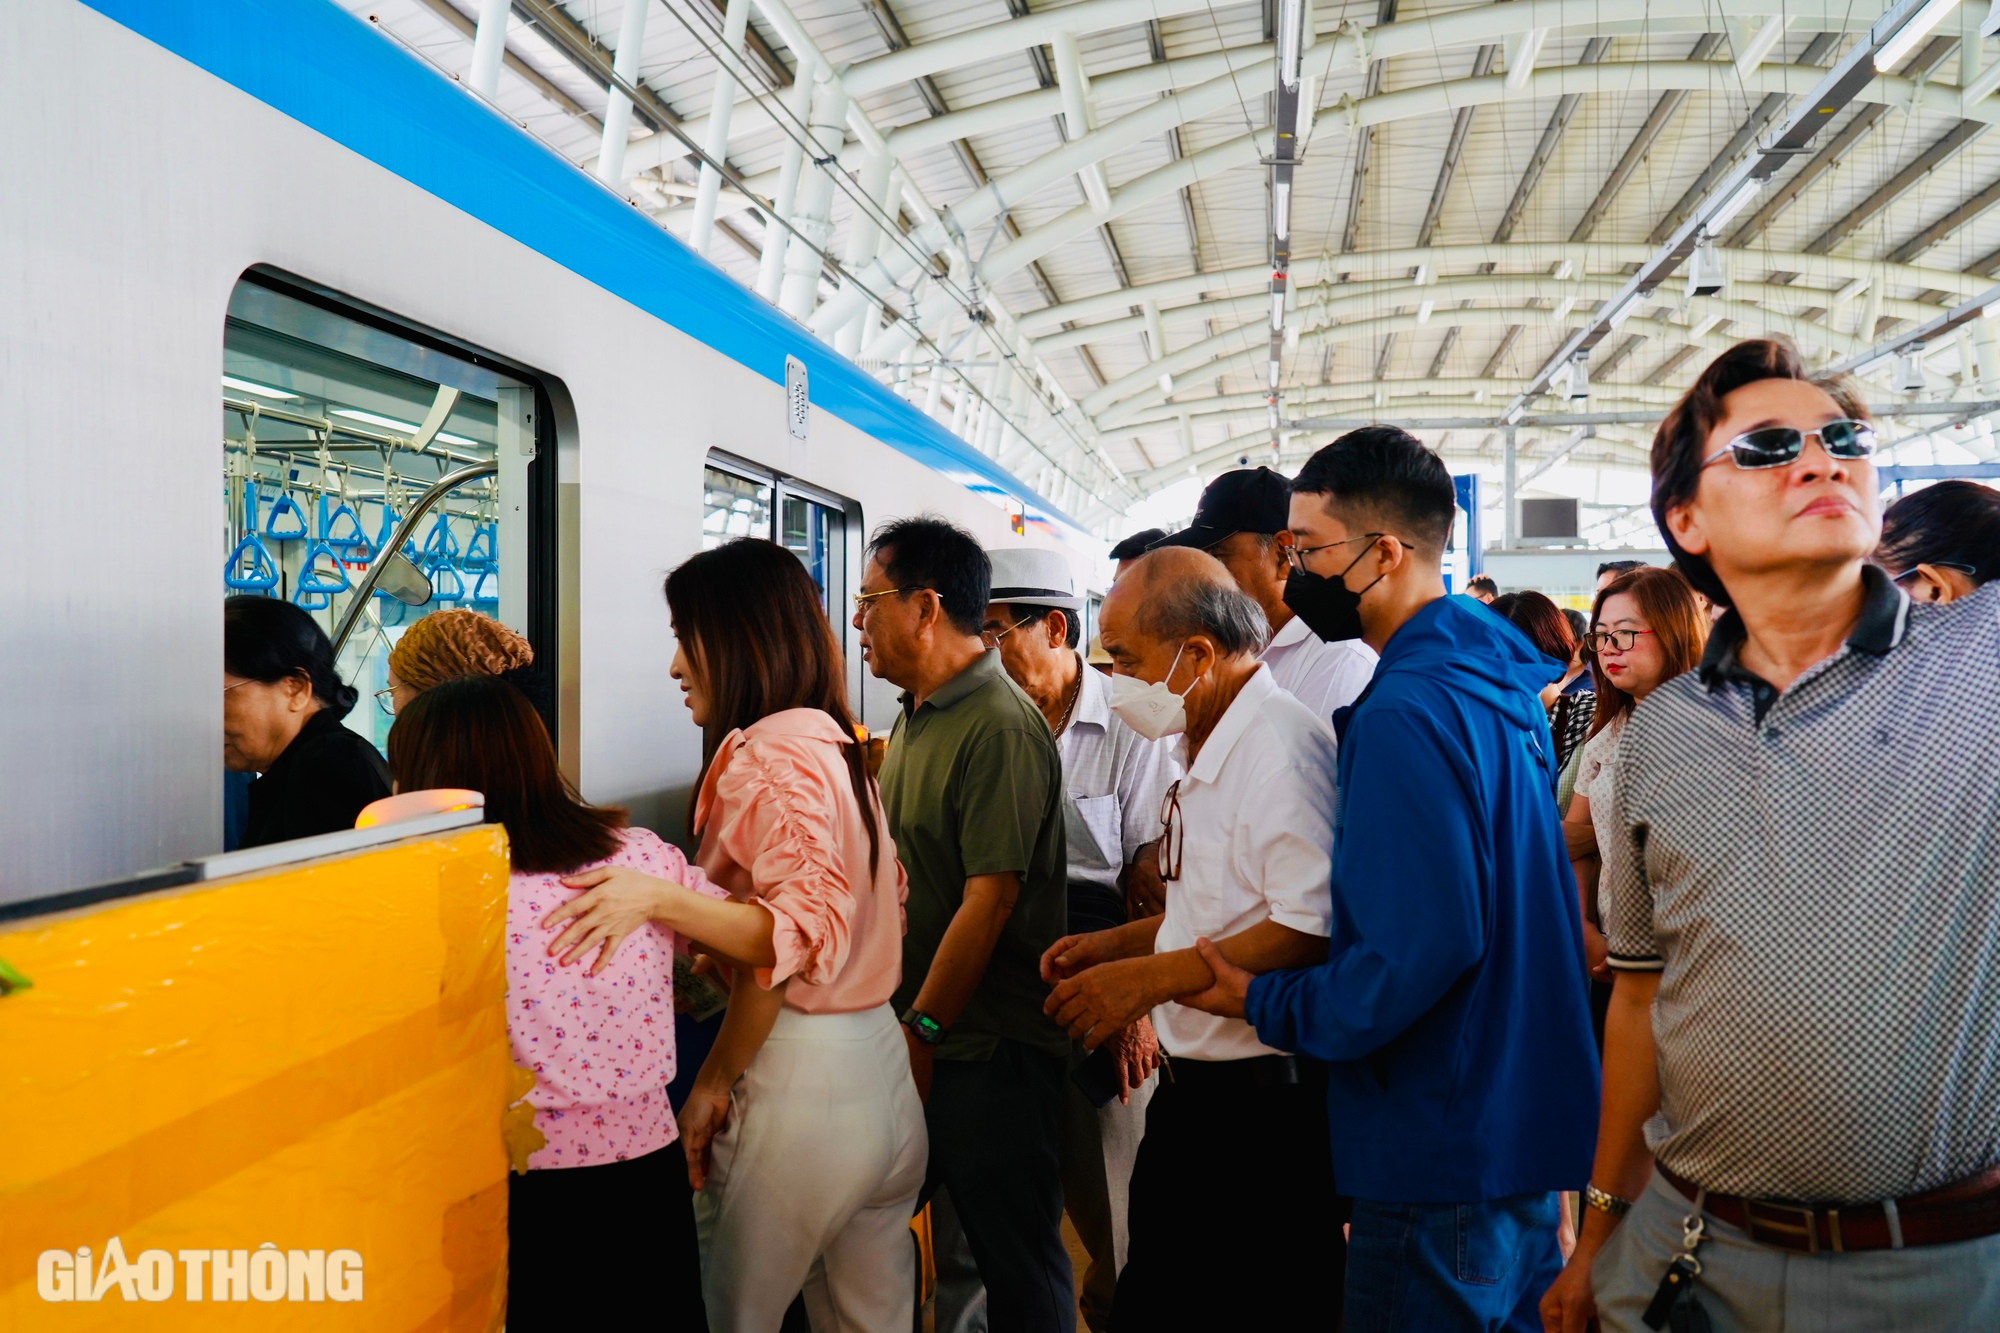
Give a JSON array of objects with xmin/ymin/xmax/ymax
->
[{"xmin": 1741, "ymin": 1199, "xmax": 1821, "ymax": 1254}]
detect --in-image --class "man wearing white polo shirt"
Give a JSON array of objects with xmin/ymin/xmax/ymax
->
[
  {"xmin": 1155, "ymin": 465, "xmax": 1376, "ymax": 723},
  {"xmin": 1039, "ymin": 546, "xmax": 1343, "ymax": 1329}
]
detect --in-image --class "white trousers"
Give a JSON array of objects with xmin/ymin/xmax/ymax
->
[{"xmin": 696, "ymin": 1003, "xmax": 928, "ymax": 1333}]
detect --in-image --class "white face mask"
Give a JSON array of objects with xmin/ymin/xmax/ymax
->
[{"xmin": 1108, "ymin": 643, "xmax": 1200, "ymax": 741}]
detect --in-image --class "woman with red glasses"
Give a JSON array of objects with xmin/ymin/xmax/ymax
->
[{"xmin": 1563, "ymin": 566, "xmax": 1709, "ymax": 993}]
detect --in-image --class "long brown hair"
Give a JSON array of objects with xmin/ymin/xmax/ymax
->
[
  {"xmin": 664, "ymin": 539, "xmax": 881, "ymax": 873},
  {"xmin": 388, "ymin": 675, "xmax": 625, "ymax": 874},
  {"xmin": 1585, "ymin": 566, "xmax": 1710, "ymax": 741}
]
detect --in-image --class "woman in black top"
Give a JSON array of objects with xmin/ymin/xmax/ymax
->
[{"xmin": 223, "ymin": 596, "xmax": 389, "ymax": 848}]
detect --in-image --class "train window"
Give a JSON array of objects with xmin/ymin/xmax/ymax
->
[
  {"xmin": 221, "ymin": 270, "xmax": 558, "ymax": 760},
  {"xmin": 702, "ymin": 454, "xmax": 850, "ymax": 614}
]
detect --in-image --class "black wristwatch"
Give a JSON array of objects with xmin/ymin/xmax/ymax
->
[{"xmin": 901, "ymin": 1008, "xmax": 946, "ymax": 1046}]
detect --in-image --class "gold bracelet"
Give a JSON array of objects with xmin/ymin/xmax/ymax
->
[{"xmin": 1584, "ymin": 1184, "xmax": 1632, "ymax": 1216}]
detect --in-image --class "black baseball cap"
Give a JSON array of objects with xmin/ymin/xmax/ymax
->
[
  {"xmin": 1155, "ymin": 467, "xmax": 1290, "ymax": 549},
  {"xmin": 1108, "ymin": 528, "xmax": 1168, "ymax": 561}
]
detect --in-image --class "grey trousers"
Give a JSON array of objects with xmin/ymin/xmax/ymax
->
[
  {"xmin": 1593, "ymin": 1172, "xmax": 2000, "ymax": 1333},
  {"xmin": 1056, "ymin": 1070, "xmax": 1155, "ymax": 1332}
]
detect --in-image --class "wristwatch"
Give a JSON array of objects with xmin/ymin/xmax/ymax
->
[
  {"xmin": 1584, "ymin": 1184, "xmax": 1632, "ymax": 1216},
  {"xmin": 901, "ymin": 1008, "xmax": 945, "ymax": 1046}
]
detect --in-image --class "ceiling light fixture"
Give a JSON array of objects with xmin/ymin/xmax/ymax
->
[
  {"xmin": 1567, "ymin": 352, "xmax": 1591, "ymax": 401},
  {"xmin": 222, "ymin": 375, "xmax": 299, "ymax": 401},
  {"xmin": 1706, "ymin": 176, "xmax": 1763, "ymax": 232},
  {"xmin": 1876, "ymin": 0, "xmax": 1964, "ymax": 72},
  {"xmin": 1685, "ymin": 234, "xmax": 1726, "ymax": 299},
  {"xmin": 1275, "ymin": 0, "xmax": 1304, "ymax": 91},
  {"xmin": 331, "ymin": 407, "xmax": 478, "ymax": 448},
  {"xmin": 1892, "ymin": 342, "xmax": 1930, "ymax": 394}
]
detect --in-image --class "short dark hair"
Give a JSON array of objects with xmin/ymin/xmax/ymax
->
[
  {"xmin": 1003, "ymin": 605, "xmax": 1082, "ymax": 649},
  {"xmin": 1490, "ymin": 589, "xmax": 1576, "ymax": 664},
  {"xmin": 223, "ymin": 595, "xmax": 359, "ymax": 718},
  {"xmin": 1596, "ymin": 559, "xmax": 1646, "ymax": 580},
  {"xmin": 867, "ymin": 516, "xmax": 989, "ymax": 636},
  {"xmin": 1562, "ymin": 607, "xmax": 1588, "ymax": 643},
  {"xmin": 1877, "ymin": 480, "xmax": 2000, "ymax": 585},
  {"xmin": 1650, "ymin": 338, "xmax": 1868, "ymax": 607},
  {"xmin": 1466, "ymin": 575, "xmax": 1499, "ymax": 596},
  {"xmin": 389, "ymin": 675, "xmax": 625, "ymax": 874},
  {"xmin": 1291, "ymin": 426, "xmax": 1457, "ymax": 551},
  {"xmin": 1109, "ymin": 528, "xmax": 1167, "ymax": 561}
]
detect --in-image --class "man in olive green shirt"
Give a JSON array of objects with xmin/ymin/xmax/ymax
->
[{"xmin": 854, "ymin": 516, "xmax": 1074, "ymax": 1333}]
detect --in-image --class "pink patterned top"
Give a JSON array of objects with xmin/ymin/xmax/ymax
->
[{"xmin": 507, "ymin": 826, "xmax": 727, "ymax": 1170}]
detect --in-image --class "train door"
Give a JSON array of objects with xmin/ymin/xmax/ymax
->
[{"xmin": 221, "ymin": 269, "xmax": 561, "ymax": 840}]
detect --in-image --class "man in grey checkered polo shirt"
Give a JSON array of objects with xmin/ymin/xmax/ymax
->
[{"xmin": 1543, "ymin": 339, "xmax": 2000, "ymax": 1333}]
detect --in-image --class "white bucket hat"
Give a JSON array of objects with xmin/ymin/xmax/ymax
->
[{"xmin": 985, "ymin": 546, "xmax": 1084, "ymax": 614}]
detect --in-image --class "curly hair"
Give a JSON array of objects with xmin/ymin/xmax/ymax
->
[{"xmin": 388, "ymin": 609, "xmax": 533, "ymax": 693}]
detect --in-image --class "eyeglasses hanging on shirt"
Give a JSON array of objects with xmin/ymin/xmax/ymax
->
[{"xmin": 1157, "ymin": 781, "xmax": 1183, "ymax": 882}]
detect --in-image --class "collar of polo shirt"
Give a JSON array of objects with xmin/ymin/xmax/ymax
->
[{"xmin": 1698, "ymin": 564, "xmax": 1911, "ymax": 692}]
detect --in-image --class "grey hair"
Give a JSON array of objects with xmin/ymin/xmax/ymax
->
[{"xmin": 1137, "ymin": 578, "xmax": 1270, "ymax": 656}]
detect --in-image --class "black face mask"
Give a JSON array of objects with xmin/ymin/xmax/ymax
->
[{"xmin": 1283, "ymin": 546, "xmax": 1386, "ymax": 643}]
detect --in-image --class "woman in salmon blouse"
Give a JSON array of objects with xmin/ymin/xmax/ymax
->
[{"xmin": 547, "ymin": 537, "xmax": 922, "ymax": 1333}]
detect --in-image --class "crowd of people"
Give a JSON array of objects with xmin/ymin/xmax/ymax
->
[{"xmin": 212, "ymin": 335, "xmax": 2000, "ymax": 1332}]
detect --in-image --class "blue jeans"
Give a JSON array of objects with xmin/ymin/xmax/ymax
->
[{"xmin": 1345, "ymin": 1192, "xmax": 1562, "ymax": 1332}]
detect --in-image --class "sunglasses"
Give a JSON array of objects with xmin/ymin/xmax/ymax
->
[{"xmin": 1700, "ymin": 418, "xmax": 1878, "ymax": 471}]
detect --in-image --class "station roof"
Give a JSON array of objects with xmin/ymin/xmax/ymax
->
[{"xmin": 346, "ymin": 0, "xmax": 2000, "ymax": 538}]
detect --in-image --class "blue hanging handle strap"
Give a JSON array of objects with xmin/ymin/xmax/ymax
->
[
  {"xmin": 430, "ymin": 563, "xmax": 465, "ymax": 604},
  {"xmin": 224, "ymin": 531, "xmax": 279, "ymax": 591},
  {"xmin": 462, "ymin": 523, "xmax": 498, "ymax": 572},
  {"xmin": 469, "ymin": 568, "xmax": 499, "ymax": 604},
  {"xmin": 265, "ymin": 487, "xmax": 308, "ymax": 541},
  {"xmin": 297, "ymin": 538, "xmax": 352, "ymax": 595},
  {"xmin": 421, "ymin": 514, "xmax": 461, "ymax": 569},
  {"xmin": 320, "ymin": 496, "xmax": 373, "ymax": 562}
]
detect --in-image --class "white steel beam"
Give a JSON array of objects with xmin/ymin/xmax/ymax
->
[
  {"xmin": 689, "ymin": 0, "xmax": 752, "ymax": 258},
  {"xmin": 468, "ymin": 0, "xmax": 510, "ymax": 98},
  {"xmin": 595, "ymin": 0, "xmax": 651, "ymax": 185}
]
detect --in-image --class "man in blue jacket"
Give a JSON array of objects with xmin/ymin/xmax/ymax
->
[{"xmin": 1187, "ymin": 426, "xmax": 1599, "ymax": 1330}]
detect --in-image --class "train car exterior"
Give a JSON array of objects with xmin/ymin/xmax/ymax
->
[{"xmin": 0, "ymin": 0, "xmax": 1102, "ymax": 905}]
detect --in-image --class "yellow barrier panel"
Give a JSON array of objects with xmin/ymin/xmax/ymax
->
[{"xmin": 0, "ymin": 827, "xmax": 516, "ymax": 1331}]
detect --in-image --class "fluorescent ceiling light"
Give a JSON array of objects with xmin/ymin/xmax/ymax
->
[
  {"xmin": 331, "ymin": 407, "xmax": 478, "ymax": 448},
  {"xmin": 1706, "ymin": 176, "xmax": 1763, "ymax": 232},
  {"xmin": 1272, "ymin": 181, "xmax": 1292, "ymax": 241},
  {"xmin": 1876, "ymin": 0, "xmax": 1962, "ymax": 72},
  {"xmin": 222, "ymin": 375, "xmax": 299, "ymax": 400},
  {"xmin": 1275, "ymin": 0, "xmax": 1304, "ymax": 90}
]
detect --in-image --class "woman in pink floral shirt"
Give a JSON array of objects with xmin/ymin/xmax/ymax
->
[
  {"xmin": 389, "ymin": 675, "xmax": 724, "ymax": 1330},
  {"xmin": 548, "ymin": 539, "xmax": 922, "ymax": 1333}
]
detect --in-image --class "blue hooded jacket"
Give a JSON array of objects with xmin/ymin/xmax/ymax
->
[{"xmin": 1245, "ymin": 594, "xmax": 1600, "ymax": 1203}]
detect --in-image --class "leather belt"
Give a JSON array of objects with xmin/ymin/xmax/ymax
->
[{"xmin": 1659, "ymin": 1162, "xmax": 2000, "ymax": 1254}]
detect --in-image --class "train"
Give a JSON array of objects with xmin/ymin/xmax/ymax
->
[{"xmin": 0, "ymin": 0, "xmax": 1104, "ymax": 909}]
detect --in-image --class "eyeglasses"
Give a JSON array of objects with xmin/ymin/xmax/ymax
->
[
  {"xmin": 1283, "ymin": 533, "xmax": 1386, "ymax": 572},
  {"xmin": 1893, "ymin": 562, "xmax": 1976, "ymax": 582},
  {"xmin": 223, "ymin": 679, "xmax": 254, "ymax": 695},
  {"xmin": 376, "ymin": 687, "xmax": 399, "ymax": 717},
  {"xmin": 1157, "ymin": 781, "xmax": 1183, "ymax": 883},
  {"xmin": 1700, "ymin": 418, "xmax": 1878, "ymax": 471},
  {"xmin": 1583, "ymin": 627, "xmax": 1654, "ymax": 653},
  {"xmin": 981, "ymin": 614, "xmax": 1034, "ymax": 648},
  {"xmin": 852, "ymin": 585, "xmax": 922, "ymax": 614}
]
